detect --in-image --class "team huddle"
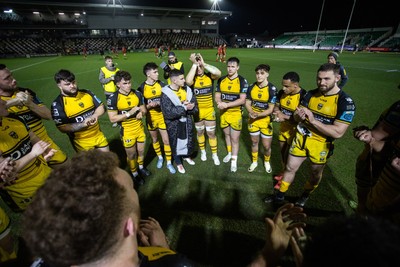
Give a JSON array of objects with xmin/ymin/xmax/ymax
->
[
  {"xmin": 0, "ymin": 51, "xmax": 356, "ymax": 203},
  {"xmin": 0, "ymin": 51, "xmax": 356, "ymax": 262}
]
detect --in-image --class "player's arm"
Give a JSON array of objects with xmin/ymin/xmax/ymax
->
[
  {"xmin": 5, "ymin": 98, "xmax": 23, "ymax": 108},
  {"xmin": 273, "ymin": 104, "xmax": 290, "ymax": 122},
  {"xmin": 91, "ymin": 104, "xmax": 105, "ymax": 121},
  {"xmin": 0, "ymin": 151, "xmax": 17, "ymax": 187},
  {"xmin": 226, "ymin": 93, "xmax": 246, "ymax": 108},
  {"xmin": 57, "ymin": 121, "xmax": 88, "ymax": 133},
  {"xmin": 371, "ymin": 119, "xmax": 400, "ymax": 141},
  {"xmin": 245, "ymin": 99, "xmax": 254, "ymax": 115},
  {"xmin": 185, "ymin": 55, "xmax": 197, "ymax": 86},
  {"xmin": 204, "ymin": 63, "xmax": 221, "ymax": 80},
  {"xmin": 23, "ymin": 93, "xmax": 52, "ymax": 120},
  {"xmin": 107, "ymin": 110, "xmax": 130, "ymax": 123},
  {"xmin": 14, "ymin": 131, "xmax": 52, "ymax": 172},
  {"xmin": 136, "ymin": 103, "xmax": 147, "ymax": 119},
  {"xmin": 299, "ymin": 107, "xmax": 350, "ymax": 139},
  {"xmin": 257, "ymin": 103, "xmax": 275, "ymax": 118},
  {"xmin": 215, "ymin": 91, "xmax": 222, "ymax": 105}
]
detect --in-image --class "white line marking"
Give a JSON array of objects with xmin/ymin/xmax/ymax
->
[{"xmin": 11, "ymin": 57, "xmax": 59, "ymax": 72}]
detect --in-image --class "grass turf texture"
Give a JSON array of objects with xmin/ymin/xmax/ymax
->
[{"xmin": 1, "ymin": 48, "xmax": 400, "ymax": 266}]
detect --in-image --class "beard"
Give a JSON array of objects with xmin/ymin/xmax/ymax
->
[
  {"xmin": 318, "ymin": 82, "xmax": 335, "ymax": 94},
  {"xmin": 0, "ymin": 85, "xmax": 17, "ymax": 95},
  {"xmin": 62, "ymin": 88, "xmax": 78, "ymax": 97}
]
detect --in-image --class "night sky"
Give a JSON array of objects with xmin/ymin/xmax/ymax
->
[
  {"xmin": 131, "ymin": 0, "xmax": 399, "ymax": 36},
  {"xmin": 9, "ymin": 0, "xmax": 399, "ymax": 36}
]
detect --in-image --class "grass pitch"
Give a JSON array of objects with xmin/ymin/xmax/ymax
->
[{"xmin": 1, "ymin": 48, "xmax": 400, "ymax": 266}]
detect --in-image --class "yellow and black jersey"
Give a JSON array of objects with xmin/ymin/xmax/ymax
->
[
  {"xmin": 216, "ymin": 75, "xmax": 248, "ymax": 113},
  {"xmin": 107, "ymin": 89, "xmax": 144, "ymax": 129},
  {"xmin": 137, "ymin": 80, "xmax": 165, "ymax": 115},
  {"xmin": 246, "ymin": 81, "xmax": 277, "ymax": 113},
  {"xmin": 277, "ymin": 88, "xmax": 307, "ymax": 125},
  {"xmin": 1, "ymin": 88, "xmax": 48, "ymax": 136},
  {"xmin": 191, "ymin": 72, "xmax": 215, "ymax": 110},
  {"xmin": 0, "ymin": 117, "xmax": 50, "ymax": 186},
  {"xmin": 51, "ymin": 89, "xmax": 104, "ymax": 140},
  {"xmin": 300, "ymin": 89, "xmax": 356, "ymax": 140},
  {"xmin": 172, "ymin": 87, "xmax": 188, "ymax": 102}
]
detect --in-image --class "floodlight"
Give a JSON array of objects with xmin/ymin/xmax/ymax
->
[
  {"xmin": 4, "ymin": 9, "xmax": 13, "ymax": 13},
  {"xmin": 210, "ymin": 0, "xmax": 222, "ymax": 13}
]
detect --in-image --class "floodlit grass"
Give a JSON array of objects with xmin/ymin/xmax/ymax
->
[{"xmin": 2, "ymin": 48, "xmax": 400, "ymax": 266}]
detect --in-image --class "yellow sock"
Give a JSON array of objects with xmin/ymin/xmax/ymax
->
[
  {"xmin": 209, "ymin": 138, "xmax": 218, "ymax": 154},
  {"xmin": 251, "ymin": 151, "xmax": 258, "ymax": 163},
  {"xmin": 137, "ymin": 155, "xmax": 144, "ymax": 167},
  {"xmin": 164, "ymin": 144, "xmax": 172, "ymax": 162},
  {"xmin": 127, "ymin": 157, "xmax": 137, "ymax": 173},
  {"xmin": 152, "ymin": 141, "xmax": 162, "ymax": 157},
  {"xmin": 279, "ymin": 180, "xmax": 291, "ymax": 193},
  {"xmin": 198, "ymin": 134, "xmax": 206, "ymax": 150}
]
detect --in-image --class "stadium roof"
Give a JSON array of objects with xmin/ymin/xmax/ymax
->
[{"xmin": 0, "ymin": 0, "xmax": 232, "ymax": 20}]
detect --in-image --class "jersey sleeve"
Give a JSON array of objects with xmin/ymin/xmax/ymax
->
[
  {"xmin": 51, "ymin": 97, "xmax": 68, "ymax": 126},
  {"xmin": 246, "ymin": 83, "xmax": 255, "ymax": 99},
  {"xmin": 336, "ymin": 92, "xmax": 356, "ymax": 124},
  {"xmin": 239, "ymin": 76, "xmax": 249, "ymax": 93},
  {"xmin": 107, "ymin": 93, "xmax": 118, "ymax": 111},
  {"xmin": 134, "ymin": 90, "xmax": 144, "ymax": 105},
  {"xmin": 268, "ymin": 83, "xmax": 278, "ymax": 104}
]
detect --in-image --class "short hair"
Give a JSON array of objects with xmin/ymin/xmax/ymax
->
[
  {"xmin": 114, "ymin": 70, "xmax": 131, "ymax": 84},
  {"xmin": 318, "ymin": 63, "xmax": 340, "ymax": 75},
  {"xmin": 255, "ymin": 64, "xmax": 270, "ymax": 73},
  {"xmin": 54, "ymin": 69, "xmax": 75, "ymax": 84},
  {"xmin": 22, "ymin": 150, "xmax": 134, "ymax": 267},
  {"xmin": 227, "ymin": 57, "xmax": 240, "ymax": 65},
  {"xmin": 282, "ymin": 71, "xmax": 300, "ymax": 83},
  {"xmin": 104, "ymin": 55, "xmax": 113, "ymax": 60},
  {"xmin": 303, "ymin": 215, "xmax": 400, "ymax": 267},
  {"xmin": 169, "ymin": 68, "xmax": 184, "ymax": 78},
  {"xmin": 143, "ymin": 62, "xmax": 158, "ymax": 76},
  {"xmin": 0, "ymin": 64, "xmax": 6, "ymax": 70}
]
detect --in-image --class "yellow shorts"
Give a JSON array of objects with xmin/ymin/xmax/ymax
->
[
  {"xmin": 248, "ymin": 117, "xmax": 273, "ymax": 137},
  {"xmin": 122, "ymin": 126, "xmax": 146, "ymax": 148},
  {"xmin": 195, "ymin": 107, "xmax": 216, "ymax": 123},
  {"xmin": 147, "ymin": 112, "xmax": 167, "ymax": 131},
  {"xmin": 220, "ymin": 110, "xmax": 242, "ymax": 131},
  {"xmin": 3, "ymin": 160, "xmax": 52, "ymax": 211},
  {"xmin": 73, "ymin": 132, "xmax": 109, "ymax": 151},
  {"xmin": 289, "ymin": 131, "xmax": 331, "ymax": 164},
  {"xmin": 278, "ymin": 122, "xmax": 297, "ymax": 144},
  {"xmin": 37, "ymin": 132, "xmax": 68, "ymax": 166}
]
